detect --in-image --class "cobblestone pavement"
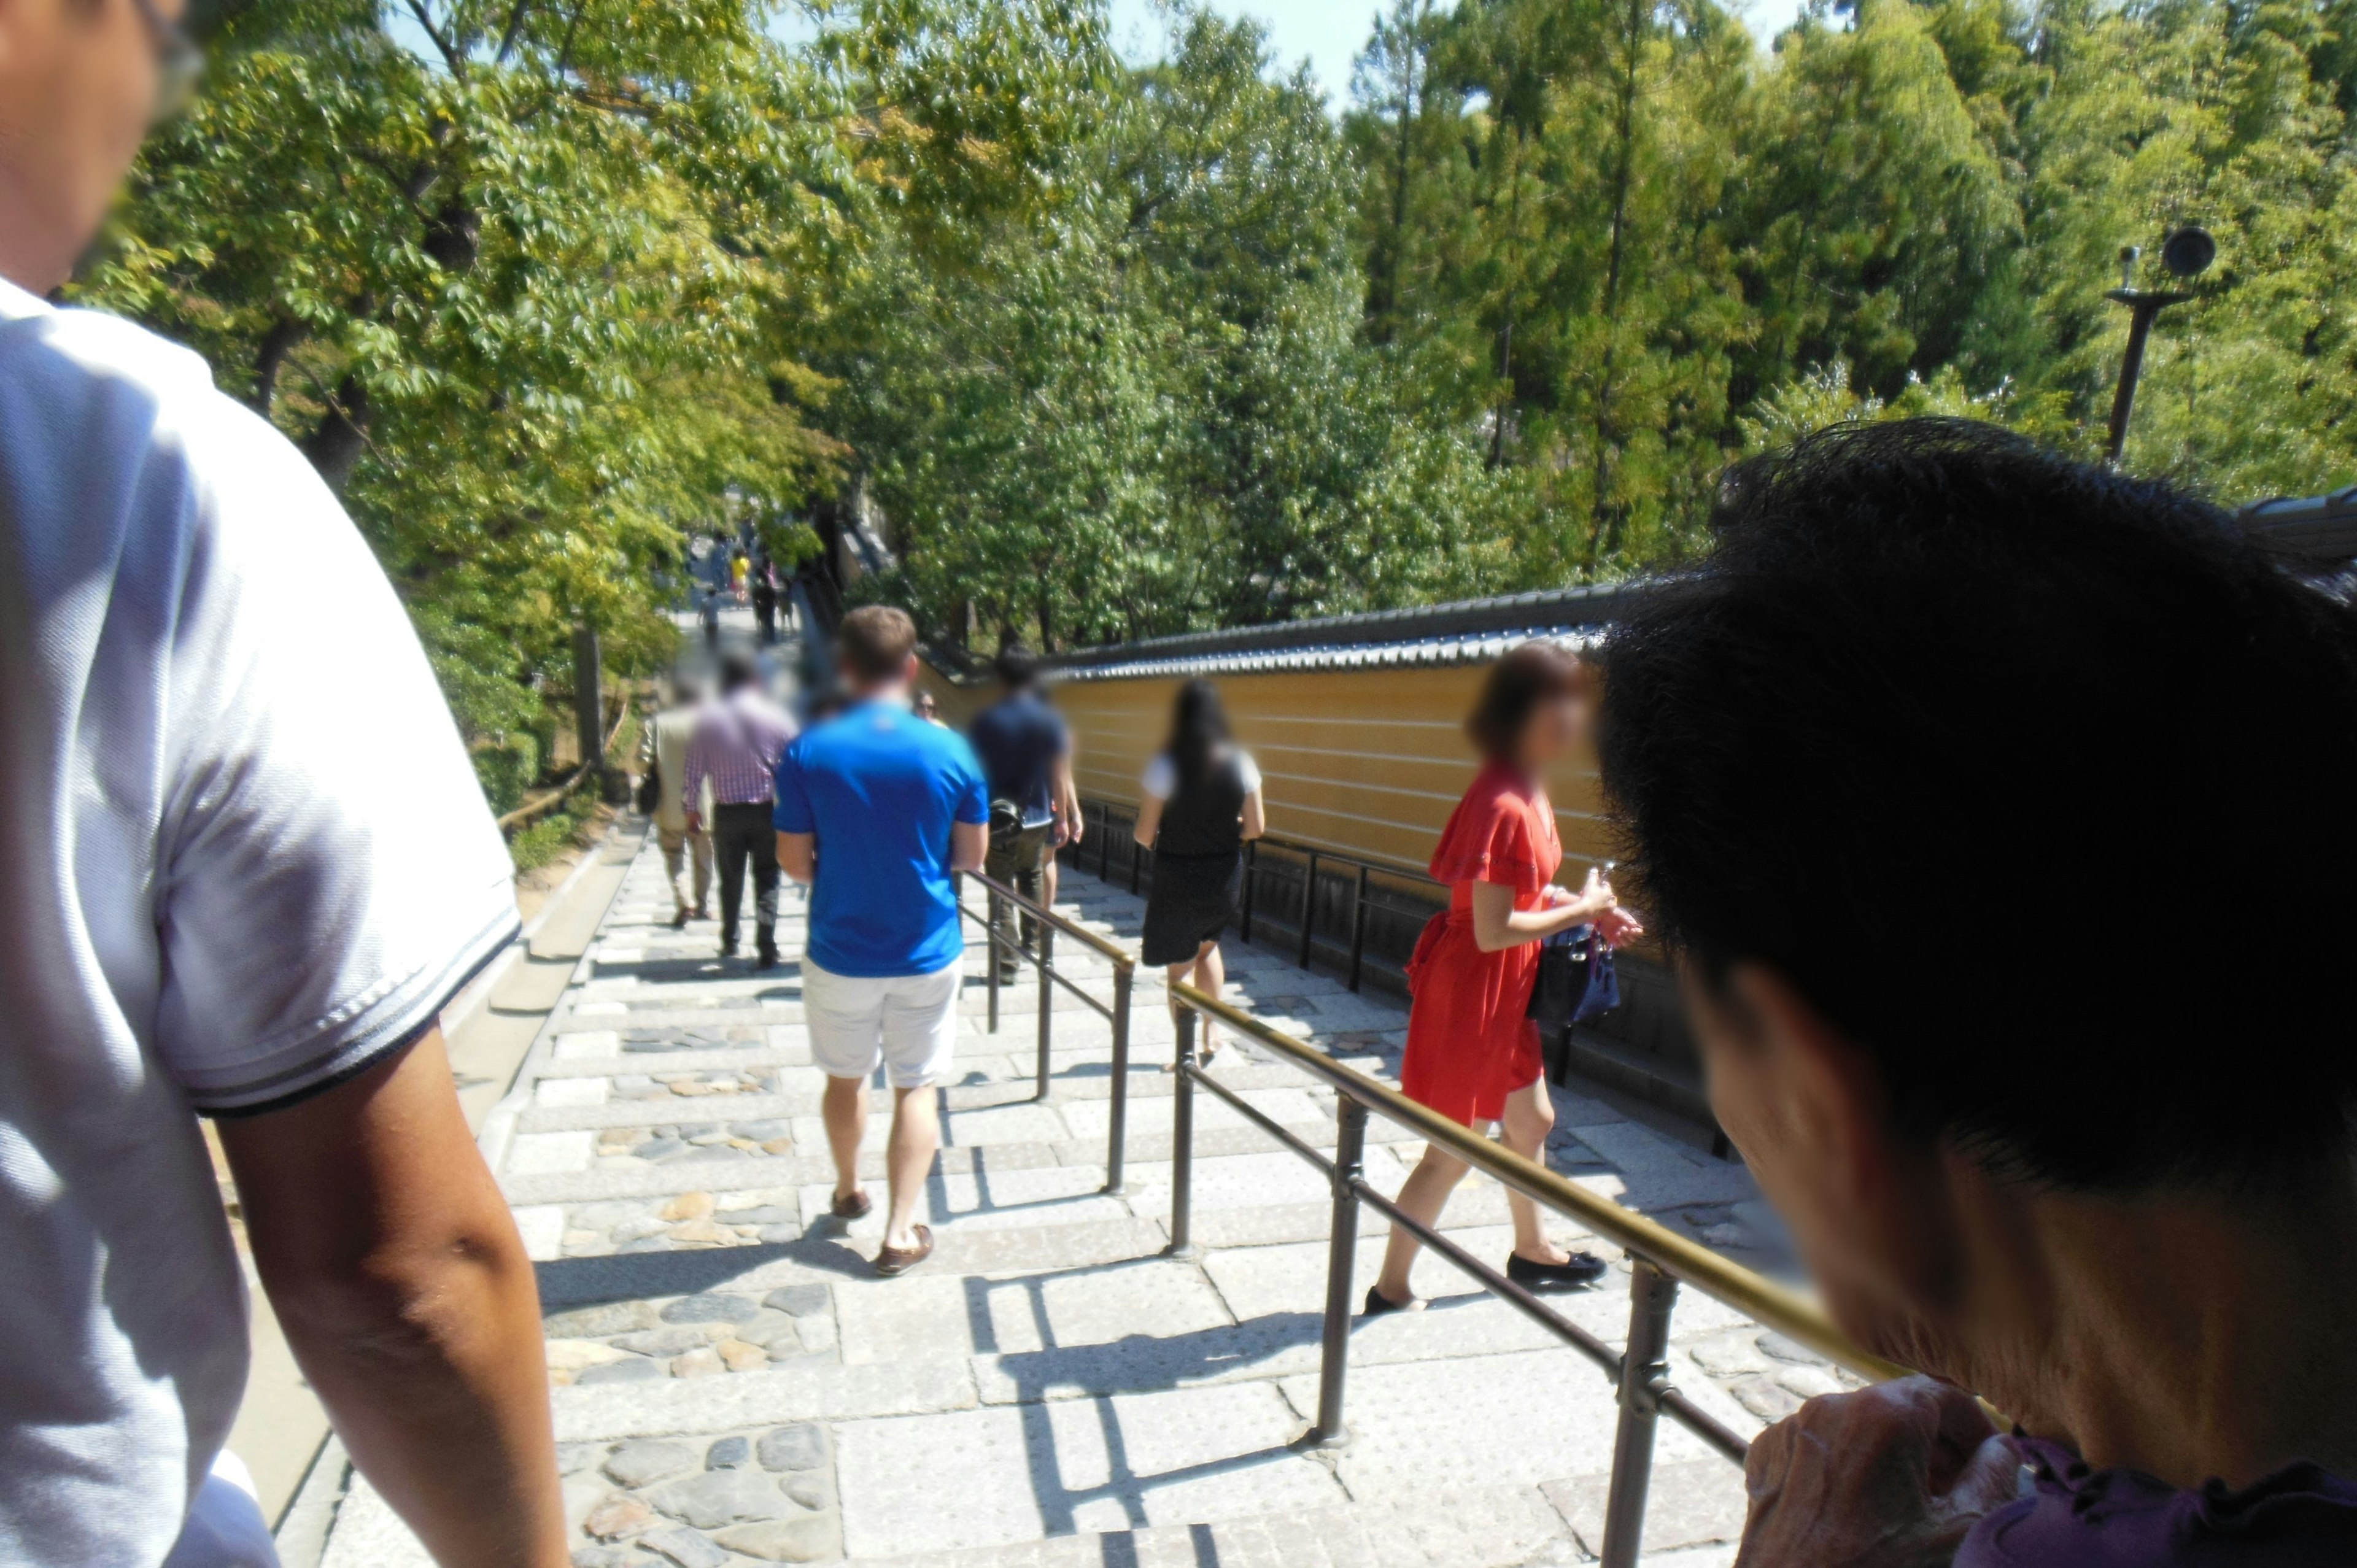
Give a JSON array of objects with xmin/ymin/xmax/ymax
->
[{"xmin": 313, "ymin": 834, "xmax": 1853, "ymax": 1566}]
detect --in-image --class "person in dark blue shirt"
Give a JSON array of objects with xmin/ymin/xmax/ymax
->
[
  {"xmin": 966, "ymin": 646, "xmax": 1080, "ymax": 979},
  {"xmin": 774, "ymin": 606, "xmax": 989, "ymax": 1277}
]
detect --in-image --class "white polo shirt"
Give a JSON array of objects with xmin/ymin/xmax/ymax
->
[{"xmin": 0, "ymin": 279, "xmax": 520, "ymax": 1562}]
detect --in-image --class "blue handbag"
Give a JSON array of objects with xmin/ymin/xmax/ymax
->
[{"xmin": 1526, "ymin": 924, "xmax": 1620, "ymax": 1034}]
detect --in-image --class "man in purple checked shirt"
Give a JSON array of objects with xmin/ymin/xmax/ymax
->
[
  {"xmin": 1595, "ymin": 420, "xmax": 2357, "ymax": 1566},
  {"xmin": 684, "ymin": 652, "xmax": 798, "ymax": 968}
]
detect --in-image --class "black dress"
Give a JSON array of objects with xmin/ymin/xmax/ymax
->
[{"xmin": 1140, "ymin": 751, "xmax": 1250, "ymax": 967}]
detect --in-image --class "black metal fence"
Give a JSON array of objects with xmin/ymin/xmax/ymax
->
[{"xmin": 1062, "ymin": 799, "xmax": 1444, "ymax": 995}]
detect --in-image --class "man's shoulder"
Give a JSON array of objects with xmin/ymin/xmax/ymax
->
[
  {"xmin": 912, "ymin": 714, "xmax": 983, "ymax": 771},
  {"xmin": 2, "ymin": 297, "xmax": 371, "ymax": 592},
  {"xmin": 3, "ymin": 296, "xmax": 253, "ymax": 462}
]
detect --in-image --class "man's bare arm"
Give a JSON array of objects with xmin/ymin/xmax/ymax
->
[
  {"xmin": 219, "ymin": 1029, "xmax": 565, "ymax": 1568},
  {"xmin": 951, "ymin": 818, "xmax": 989, "ymax": 873},
  {"xmin": 778, "ymin": 830, "xmax": 816, "ymax": 882}
]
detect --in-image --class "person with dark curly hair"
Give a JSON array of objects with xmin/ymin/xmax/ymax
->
[{"xmin": 1597, "ymin": 418, "xmax": 2357, "ymax": 1566}]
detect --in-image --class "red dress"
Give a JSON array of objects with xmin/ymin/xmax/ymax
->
[{"xmin": 1400, "ymin": 762, "xmax": 1563, "ymax": 1124}]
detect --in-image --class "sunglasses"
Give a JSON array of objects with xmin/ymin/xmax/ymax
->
[{"xmin": 128, "ymin": 0, "xmax": 204, "ymax": 122}]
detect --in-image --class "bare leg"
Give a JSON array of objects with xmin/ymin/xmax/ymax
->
[
  {"xmin": 1041, "ymin": 853, "xmax": 1059, "ymax": 914},
  {"xmin": 1498, "ymin": 1076, "xmax": 1571, "ymax": 1264},
  {"xmin": 883, "ymin": 1085, "xmax": 942, "ymax": 1251},
  {"xmin": 1192, "ymin": 940, "xmax": 1226, "ymax": 1058},
  {"xmin": 821, "ymin": 1074, "xmax": 869, "ymax": 1206},
  {"xmin": 1163, "ymin": 960, "xmax": 1194, "ymax": 1069},
  {"xmin": 1374, "ymin": 1141, "xmax": 1473, "ymax": 1305}
]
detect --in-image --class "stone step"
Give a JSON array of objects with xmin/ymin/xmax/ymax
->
[{"xmin": 850, "ymin": 1473, "xmax": 1749, "ymax": 1567}]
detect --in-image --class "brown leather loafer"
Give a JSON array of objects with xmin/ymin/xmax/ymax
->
[
  {"xmin": 874, "ymin": 1225, "xmax": 934, "ymax": 1277},
  {"xmin": 829, "ymin": 1189, "xmax": 872, "ymax": 1221}
]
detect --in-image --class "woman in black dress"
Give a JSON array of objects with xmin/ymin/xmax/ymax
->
[{"xmin": 1132, "ymin": 679, "xmax": 1265, "ymax": 1065}]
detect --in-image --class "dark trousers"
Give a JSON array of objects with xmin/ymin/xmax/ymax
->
[
  {"xmin": 712, "ymin": 802, "xmax": 779, "ymax": 952},
  {"xmin": 703, "ymin": 620, "xmax": 719, "ymax": 654},
  {"xmin": 985, "ymin": 820, "xmax": 1052, "ymax": 964}
]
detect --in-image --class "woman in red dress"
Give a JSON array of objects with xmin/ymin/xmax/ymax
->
[{"xmin": 1368, "ymin": 641, "xmax": 1643, "ymax": 1313}]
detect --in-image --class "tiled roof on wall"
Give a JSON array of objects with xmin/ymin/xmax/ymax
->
[{"xmin": 1034, "ymin": 581, "xmax": 1646, "ymax": 684}]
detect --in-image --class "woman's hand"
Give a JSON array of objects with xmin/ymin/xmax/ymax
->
[
  {"xmin": 1735, "ymin": 1378, "xmax": 2016, "ymax": 1568},
  {"xmin": 1593, "ymin": 905, "xmax": 1646, "ymax": 948},
  {"xmin": 1566, "ymin": 865, "xmax": 1617, "ymax": 920}
]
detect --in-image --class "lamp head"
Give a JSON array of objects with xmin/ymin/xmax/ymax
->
[{"xmin": 2162, "ymin": 226, "xmax": 2216, "ymax": 280}]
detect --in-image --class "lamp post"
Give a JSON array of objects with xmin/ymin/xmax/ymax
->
[{"xmin": 2103, "ymin": 226, "xmax": 2215, "ymax": 466}]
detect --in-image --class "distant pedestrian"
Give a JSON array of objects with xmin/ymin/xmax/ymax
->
[
  {"xmin": 643, "ymin": 677, "xmax": 714, "ymax": 928},
  {"xmin": 1132, "ymin": 679, "xmax": 1264, "ymax": 1067},
  {"xmin": 1367, "ymin": 642, "xmax": 1643, "ymax": 1315},
  {"xmin": 774, "ymin": 607, "xmax": 989, "ymax": 1277},
  {"xmin": 700, "ymin": 585, "xmax": 722, "ymax": 654},
  {"xmin": 753, "ymin": 566, "xmax": 779, "ymax": 645},
  {"xmin": 911, "ymin": 688, "xmax": 943, "ymax": 725},
  {"xmin": 967, "ymin": 646, "xmax": 1081, "ymax": 981},
  {"xmin": 730, "ymin": 548, "xmax": 751, "ymax": 605},
  {"xmin": 684, "ymin": 653, "xmax": 797, "ymax": 968}
]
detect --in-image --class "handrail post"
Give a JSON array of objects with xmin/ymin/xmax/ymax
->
[
  {"xmin": 1308, "ymin": 1095, "xmax": 1367, "ymax": 1448},
  {"xmin": 985, "ymin": 882, "xmax": 1002, "ymax": 1035},
  {"xmin": 1104, "ymin": 965, "xmax": 1132, "ymax": 1194},
  {"xmin": 1164, "ymin": 1006, "xmax": 1199, "ymax": 1257},
  {"xmin": 1346, "ymin": 864, "xmax": 1370, "ymax": 992},
  {"xmin": 1297, "ymin": 851, "xmax": 1319, "ymax": 971},
  {"xmin": 1035, "ymin": 922, "xmax": 1055, "ymax": 1103},
  {"xmin": 1600, "ymin": 1259, "xmax": 1680, "ymax": 1568}
]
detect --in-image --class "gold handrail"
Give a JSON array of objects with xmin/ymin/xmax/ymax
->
[
  {"xmin": 964, "ymin": 868, "xmax": 1137, "ymax": 970},
  {"xmin": 1169, "ymin": 979, "xmax": 1913, "ymax": 1387}
]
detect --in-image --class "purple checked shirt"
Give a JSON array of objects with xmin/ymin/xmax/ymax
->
[{"xmin": 683, "ymin": 689, "xmax": 796, "ymax": 813}]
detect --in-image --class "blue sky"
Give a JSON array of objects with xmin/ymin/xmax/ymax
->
[{"xmin": 1108, "ymin": 0, "xmax": 1809, "ymax": 109}]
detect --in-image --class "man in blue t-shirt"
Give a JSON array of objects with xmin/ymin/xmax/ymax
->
[
  {"xmin": 774, "ymin": 606, "xmax": 988, "ymax": 1276},
  {"xmin": 966, "ymin": 645, "xmax": 1081, "ymax": 979}
]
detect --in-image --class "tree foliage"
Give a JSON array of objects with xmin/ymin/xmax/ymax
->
[{"xmin": 72, "ymin": 0, "xmax": 2357, "ymax": 793}]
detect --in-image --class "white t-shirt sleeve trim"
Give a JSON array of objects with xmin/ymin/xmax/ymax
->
[
  {"xmin": 1140, "ymin": 753, "xmax": 1175, "ymax": 801},
  {"xmin": 192, "ymin": 897, "xmax": 519, "ymax": 1115},
  {"xmin": 1235, "ymin": 751, "xmax": 1262, "ymax": 793}
]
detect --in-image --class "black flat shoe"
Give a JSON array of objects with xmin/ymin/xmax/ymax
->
[
  {"xmin": 1504, "ymin": 1250, "xmax": 1608, "ymax": 1292},
  {"xmin": 1361, "ymin": 1285, "xmax": 1419, "ymax": 1316}
]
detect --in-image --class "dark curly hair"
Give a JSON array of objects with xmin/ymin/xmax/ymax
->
[{"xmin": 1596, "ymin": 417, "xmax": 2357, "ymax": 1192}]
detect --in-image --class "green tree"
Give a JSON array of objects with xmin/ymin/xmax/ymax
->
[{"xmin": 80, "ymin": 0, "xmax": 846, "ymax": 801}]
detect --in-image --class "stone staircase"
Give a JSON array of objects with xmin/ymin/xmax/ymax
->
[{"xmin": 314, "ymin": 828, "xmax": 1859, "ymax": 1567}]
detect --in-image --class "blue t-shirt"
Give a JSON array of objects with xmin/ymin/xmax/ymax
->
[
  {"xmin": 967, "ymin": 690, "xmax": 1070, "ymax": 827},
  {"xmin": 773, "ymin": 700, "xmax": 990, "ymax": 978}
]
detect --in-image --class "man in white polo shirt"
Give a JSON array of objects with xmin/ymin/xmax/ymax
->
[{"xmin": 0, "ymin": 2, "xmax": 565, "ymax": 1564}]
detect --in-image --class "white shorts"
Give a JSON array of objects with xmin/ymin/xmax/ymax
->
[{"xmin": 802, "ymin": 957, "xmax": 964, "ymax": 1087}]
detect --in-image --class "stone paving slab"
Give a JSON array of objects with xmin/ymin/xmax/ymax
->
[
  {"xmin": 554, "ymin": 1355, "xmax": 980, "ymax": 1443},
  {"xmin": 834, "ymin": 1381, "xmax": 1348, "ymax": 1556},
  {"xmin": 835, "ymin": 1254, "xmax": 1236, "ymax": 1367}
]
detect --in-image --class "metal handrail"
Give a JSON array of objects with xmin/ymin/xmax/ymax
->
[
  {"xmin": 1163, "ymin": 978, "xmax": 1915, "ymax": 1568},
  {"xmin": 1171, "ymin": 981, "xmax": 1902, "ymax": 1380},
  {"xmin": 954, "ymin": 869, "xmax": 1137, "ymax": 1194},
  {"xmin": 966, "ymin": 867, "xmax": 1138, "ymax": 968}
]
